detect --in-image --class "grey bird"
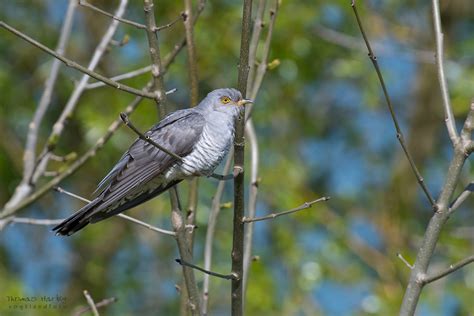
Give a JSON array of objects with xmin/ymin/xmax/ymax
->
[{"xmin": 53, "ymin": 88, "xmax": 252, "ymax": 236}]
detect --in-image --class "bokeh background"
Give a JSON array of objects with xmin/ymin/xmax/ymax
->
[{"xmin": 1, "ymin": 0, "xmax": 473, "ymax": 315}]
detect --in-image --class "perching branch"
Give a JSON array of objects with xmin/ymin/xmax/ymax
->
[
  {"xmin": 120, "ymin": 112, "xmax": 237, "ymax": 181},
  {"xmin": 176, "ymin": 259, "xmax": 237, "ymax": 281},
  {"xmin": 142, "ymin": 1, "xmax": 201, "ymax": 314},
  {"xmin": 350, "ymin": 0, "xmax": 436, "ymax": 208},
  {"xmin": 242, "ymin": 197, "xmax": 330, "ymax": 223}
]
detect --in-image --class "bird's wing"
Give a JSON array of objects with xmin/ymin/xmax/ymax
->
[{"xmin": 93, "ymin": 109, "xmax": 205, "ymax": 211}]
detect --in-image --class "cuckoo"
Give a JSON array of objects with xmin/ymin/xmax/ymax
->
[{"xmin": 53, "ymin": 88, "xmax": 252, "ymax": 236}]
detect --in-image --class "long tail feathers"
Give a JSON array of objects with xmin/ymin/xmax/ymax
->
[{"xmin": 52, "ymin": 199, "xmax": 100, "ymax": 236}]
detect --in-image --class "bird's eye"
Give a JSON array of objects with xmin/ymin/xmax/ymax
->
[{"xmin": 220, "ymin": 96, "xmax": 231, "ymax": 104}]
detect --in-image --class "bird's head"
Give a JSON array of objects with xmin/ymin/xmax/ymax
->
[{"xmin": 200, "ymin": 88, "xmax": 253, "ymax": 115}]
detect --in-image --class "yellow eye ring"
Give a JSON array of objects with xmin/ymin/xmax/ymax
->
[{"xmin": 220, "ymin": 96, "xmax": 231, "ymax": 104}]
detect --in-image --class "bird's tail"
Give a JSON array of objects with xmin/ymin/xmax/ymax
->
[{"xmin": 52, "ymin": 199, "xmax": 100, "ymax": 236}]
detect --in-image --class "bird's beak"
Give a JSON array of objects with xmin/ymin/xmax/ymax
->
[{"xmin": 237, "ymin": 99, "xmax": 253, "ymax": 106}]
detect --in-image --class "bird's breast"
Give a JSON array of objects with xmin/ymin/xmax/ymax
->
[{"xmin": 175, "ymin": 120, "xmax": 234, "ymax": 178}]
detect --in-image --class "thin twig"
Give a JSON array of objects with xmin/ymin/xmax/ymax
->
[
  {"xmin": 423, "ymin": 255, "xmax": 474, "ymax": 284},
  {"xmin": 242, "ymin": 197, "xmax": 330, "ymax": 223},
  {"xmin": 74, "ymin": 297, "xmax": 117, "ymax": 316},
  {"xmin": 431, "ymin": 0, "xmax": 458, "ymax": 145},
  {"xmin": 120, "ymin": 112, "xmax": 235, "ymax": 181},
  {"xmin": 79, "ymin": 0, "xmax": 183, "ymax": 32},
  {"xmin": 176, "ymin": 259, "xmax": 236, "ymax": 280},
  {"xmin": 54, "ymin": 186, "xmax": 176, "ymax": 236},
  {"xmin": 11, "ymin": 217, "xmax": 64, "ymax": 225},
  {"xmin": 0, "ymin": 21, "xmax": 156, "ymax": 100},
  {"xmin": 79, "ymin": 0, "xmax": 146, "ymax": 30},
  {"xmin": 448, "ymin": 182, "xmax": 474, "ymax": 214},
  {"xmin": 350, "ymin": 1, "xmax": 436, "ymax": 208},
  {"xmin": 86, "ymin": 66, "xmax": 151, "ymax": 90},
  {"xmin": 86, "ymin": 33, "xmax": 188, "ymax": 91},
  {"xmin": 120, "ymin": 112, "xmax": 183, "ymax": 161},
  {"xmin": 83, "ymin": 290, "xmax": 99, "ymax": 316},
  {"xmin": 397, "ymin": 253, "xmax": 413, "ymax": 269}
]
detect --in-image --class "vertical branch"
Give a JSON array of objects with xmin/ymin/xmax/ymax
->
[
  {"xmin": 143, "ymin": 0, "xmax": 167, "ymax": 116},
  {"xmin": 246, "ymin": 0, "xmax": 266, "ymax": 94},
  {"xmin": 243, "ymin": 0, "xmax": 278, "ymax": 298},
  {"xmin": 3, "ymin": 0, "xmax": 76, "ymax": 210},
  {"xmin": 232, "ymin": 1, "xmax": 253, "ymax": 315},
  {"xmin": 182, "ymin": 1, "xmax": 200, "ymax": 314},
  {"xmin": 202, "ymin": 151, "xmax": 233, "ymax": 315},
  {"xmin": 242, "ymin": 121, "xmax": 258, "ymax": 294},
  {"xmin": 170, "ymin": 188, "xmax": 201, "ymax": 315},
  {"xmin": 183, "ymin": 0, "xmax": 200, "ymax": 248},
  {"xmin": 431, "ymin": 0, "xmax": 458, "ymax": 145},
  {"xmin": 142, "ymin": 0, "xmax": 200, "ymax": 314}
]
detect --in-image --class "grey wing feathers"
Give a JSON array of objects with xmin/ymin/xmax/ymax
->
[{"xmin": 53, "ymin": 109, "xmax": 205, "ymax": 235}]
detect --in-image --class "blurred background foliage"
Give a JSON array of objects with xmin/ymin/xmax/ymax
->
[{"xmin": 1, "ymin": 0, "xmax": 473, "ymax": 315}]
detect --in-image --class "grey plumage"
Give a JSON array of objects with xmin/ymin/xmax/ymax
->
[{"xmin": 53, "ymin": 88, "xmax": 249, "ymax": 236}]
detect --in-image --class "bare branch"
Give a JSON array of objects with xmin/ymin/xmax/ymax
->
[
  {"xmin": 142, "ymin": 0, "xmax": 200, "ymax": 313},
  {"xmin": 183, "ymin": 0, "xmax": 200, "ymax": 248},
  {"xmin": 423, "ymin": 255, "xmax": 474, "ymax": 284},
  {"xmin": 73, "ymin": 297, "xmax": 117, "ymax": 316},
  {"xmin": 79, "ymin": 0, "xmax": 146, "ymax": 30},
  {"xmin": 242, "ymin": 197, "xmax": 330, "ymax": 223},
  {"xmin": 449, "ymin": 182, "xmax": 474, "ymax": 214},
  {"xmin": 461, "ymin": 100, "xmax": 474, "ymax": 142},
  {"xmin": 0, "ymin": 21, "xmax": 156, "ymax": 100},
  {"xmin": 176, "ymin": 259, "xmax": 236, "ymax": 281},
  {"xmin": 432, "ymin": 0, "xmax": 458, "ymax": 145},
  {"xmin": 350, "ymin": 1, "xmax": 436, "ymax": 208},
  {"xmin": 313, "ymin": 24, "xmax": 436, "ymax": 63},
  {"xmin": 169, "ymin": 188, "xmax": 201, "ymax": 315},
  {"xmin": 9, "ymin": 217, "xmax": 64, "ymax": 226},
  {"xmin": 232, "ymin": 1, "xmax": 253, "ymax": 314},
  {"xmin": 83, "ymin": 290, "xmax": 99, "ymax": 316},
  {"xmin": 86, "ymin": 66, "xmax": 151, "ymax": 90},
  {"xmin": 79, "ymin": 0, "xmax": 183, "ymax": 32},
  {"xmin": 397, "ymin": 253, "xmax": 413, "ymax": 269}
]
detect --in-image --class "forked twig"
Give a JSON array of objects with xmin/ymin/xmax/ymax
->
[
  {"xmin": 176, "ymin": 259, "xmax": 237, "ymax": 280},
  {"xmin": 242, "ymin": 197, "xmax": 330, "ymax": 223}
]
